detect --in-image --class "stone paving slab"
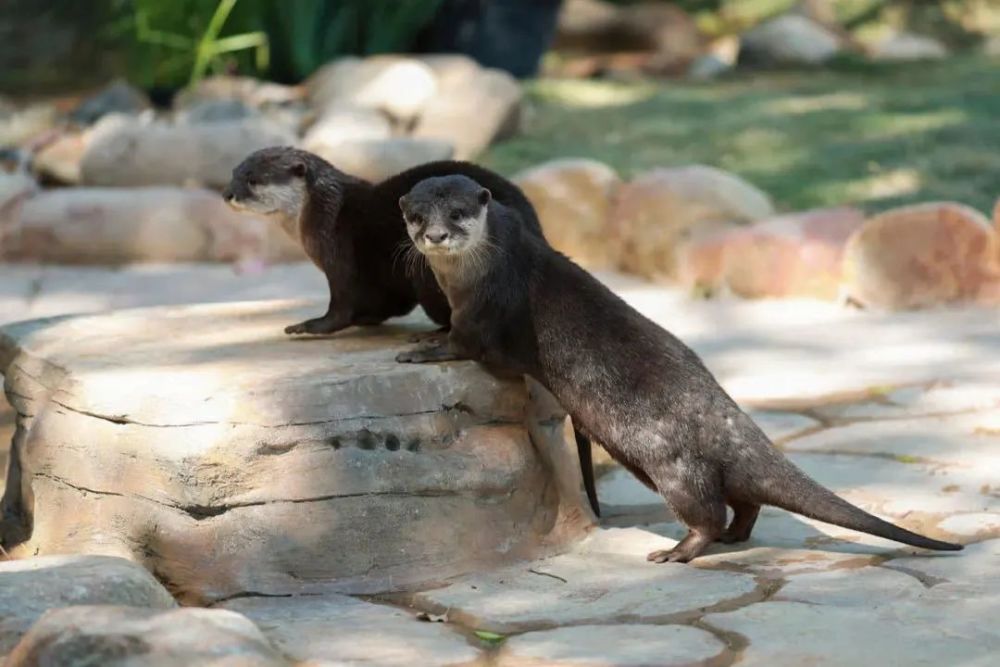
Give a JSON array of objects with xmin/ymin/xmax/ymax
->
[
  {"xmin": 410, "ymin": 527, "xmax": 760, "ymax": 633},
  {"xmin": 495, "ymin": 624, "xmax": 727, "ymax": 667},
  {"xmin": 222, "ymin": 595, "xmax": 483, "ymax": 667}
]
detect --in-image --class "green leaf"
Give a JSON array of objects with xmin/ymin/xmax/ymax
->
[{"xmin": 474, "ymin": 630, "xmax": 506, "ymax": 645}]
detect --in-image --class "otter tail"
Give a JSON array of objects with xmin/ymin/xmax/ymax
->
[
  {"xmin": 574, "ymin": 428, "xmax": 601, "ymax": 517},
  {"xmin": 755, "ymin": 456, "xmax": 961, "ymax": 551}
]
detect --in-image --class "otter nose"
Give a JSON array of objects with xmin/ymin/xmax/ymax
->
[
  {"xmin": 424, "ymin": 230, "xmax": 449, "ymax": 244},
  {"xmin": 222, "ymin": 186, "xmax": 234, "ymax": 202}
]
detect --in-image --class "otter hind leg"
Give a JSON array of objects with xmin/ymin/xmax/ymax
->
[
  {"xmin": 719, "ymin": 501, "xmax": 761, "ymax": 544},
  {"xmin": 646, "ymin": 463, "xmax": 726, "ymax": 564}
]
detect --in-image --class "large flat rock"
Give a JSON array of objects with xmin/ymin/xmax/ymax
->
[{"xmin": 0, "ymin": 301, "xmax": 593, "ymax": 603}]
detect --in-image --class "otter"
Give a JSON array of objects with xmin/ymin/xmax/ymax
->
[
  {"xmin": 396, "ymin": 175, "xmax": 963, "ymax": 563},
  {"xmin": 222, "ymin": 147, "xmax": 600, "ymax": 517}
]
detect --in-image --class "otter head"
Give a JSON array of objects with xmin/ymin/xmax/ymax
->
[
  {"xmin": 399, "ymin": 175, "xmax": 491, "ymax": 259},
  {"xmin": 223, "ymin": 147, "xmax": 312, "ymax": 236}
]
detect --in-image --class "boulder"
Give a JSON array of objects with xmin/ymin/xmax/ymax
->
[
  {"xmin": 308, "ymin": 57, "xmax": 438, "ymax": 123},
  {"xmin": 740, "ymin": 14, "xmax": 843, "ymax": 66},
  {"xmin": 513, "ymin": 158, "xmax": 622, "ymax": 268},
  {"xmin": 611, "ymin": 165, "xmax": 774, "ymax": 281},
  {"xmin": 70, "ymin": 80, "xmax": 150, "ymax": 125},
  {"xmin": 173, "ymin": 75, "xmax": 302, "ymax": 110},
  {"xmin": 0, "ymin": 301, "xmax": 593, "ymax": 604},
  {"xmin": 80, "ymin": 116, "xmax": 296, "ymax": 189},
  {"xmin": 0, "ymin": 186, "xmax": 303, "ymax": 265},
  {"xmin": 312, "ymin": 138, "xmax": 454, "ymax": 184},
  {"xmin": 31, "ymin": 130, "xmax": 88, "ymax": 184},
  {"xmin": 0, "ymin": 555, "xmax": 176, "ymax": 654},
  {"xmin": 413, "ymin": 67, "xmax": 521, "ymax": 160},
  {"xmin": 302, "ymin": 108, "xmax": 393, "ymax": 155},
  {"xmin": 678, "ymin": 207, "xmax": 865, "ymax": 299},
  {"xmin": 5, "ymin": 606, "xmax": 288, "ymax": 667},
  {"xmin": 174, "ymin": 99, "xmax": 260, "ymax": 125},
  {"xmin": 842, "ymin": 202, "xmax": 1000, "ymax": 310},
  {"xmin": 871, "ymin": 32, "xmax": 949, "ymax": 62}
]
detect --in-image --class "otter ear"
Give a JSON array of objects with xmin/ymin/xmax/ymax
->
[
  {"xmin": 478, "ymin": 188, "xmax": 492, "ymax": 206},
  {"xmin": 398, "ymin": 195, "xmax": 409, "ymax": 213},
  {"xmin": 289, "ymin": 160, "xmax": 307, "ymax": 179}
]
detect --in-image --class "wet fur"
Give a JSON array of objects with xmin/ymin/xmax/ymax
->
[{"xmin": 400, "ymin": 176, "xmax": 963, "ymax": 563}]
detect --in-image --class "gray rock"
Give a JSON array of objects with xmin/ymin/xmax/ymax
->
[
  {"xmin": 497, "ymin": 624, "xmax": 726, "ymax": 667},
  {"xmin": 302, "ymin": 108, "xmax": 392, "ymax": 154},
  {"xmin": 175, "ymin": 99, "xmax": 260, "ymax": 125},
  {"xmin": 688, "ymin": 53, "xmax": 732, "ymax": 80},
  {"xmin": 413, "ymin": 68, "xmax": 522, "ymax": 160},
  {"xmin": 312, "ymin": 137, "xmax": 454, "ymax": 183},
  {"xmin": 411, "ymin": 526, "xmax": 758, "ymax": 632},
  {"xmin": 741, "ymin": 14, "xmax": 843, "ymax": 66},
  {"xmin": 71, "ymin": 80, "xmax": 151, "ymax": 125},
  {"xmin": 5, "ymin": 606, "xmax": 288, "ymax": 667},
  {"xmin": 80, "ymin": 116, "xmax": 295, "ymax": 188},
  {"xmin": 174, "ymin": 76, "xmax": 302, "ymax": 110},
  {"xmin": 872, "ymin": 33, "xmax": 949, "ymax": 62},
  {"xmin": 0, "ymin": 301, "xmax": 592, "ymax": 603},
  {"xmin": 223, "ymin": 595, "xmax": 482, "ymax": 666},
  {"xmin": 0, "ymin": 555, "xmax": 176, "ymax": 654},
  {"xmin": 0, "ymin": 170, "xmax": 37, "ymax": 230}
]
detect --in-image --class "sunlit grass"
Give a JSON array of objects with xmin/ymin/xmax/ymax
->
[{"xmin": 485, "ymin": 56, "xmax": 1000, "ymax": 214}]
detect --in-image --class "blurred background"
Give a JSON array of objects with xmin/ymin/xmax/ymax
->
[{"xmin": 0, "ymin": 0, "xmax": 998, "ymax": 301}]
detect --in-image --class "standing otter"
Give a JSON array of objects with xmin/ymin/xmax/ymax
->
[
  {"xmin": 222, "ymin": 147, "xmax": 600, "ymax": 516},
  {"xmin": 396, "ymin": 175, "xmax": 962, "ymax": 562}
]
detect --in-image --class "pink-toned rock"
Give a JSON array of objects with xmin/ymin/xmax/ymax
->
[
  {"xmin": 611, "ymin": 165, "xmax": 774, "ymax": 281},
  {"xmin": 0, "ymin": 187, "xmax": 303, "ymax": 265},
  {"xmin": 32, "ymin": 131, "xmax": 88, "ymax": 184},
  {"xmin": 513, "ymin": 158, "xmax": 622, "ymax": 269},
  {"xmin": 843, "ymin": 202, "xmax": 1000, "ymax": 310},
  {"xmin": 679, "ymin": 207, "xmax": 865, "ymax": 299}
]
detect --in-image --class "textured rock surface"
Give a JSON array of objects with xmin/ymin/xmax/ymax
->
[
  {"xmin": 0, "ymin": 301, "xmax": 592, "ymax": 603},
  {"xmin": 80, "ymin": 116, "xmax": 295, "ymax": 188},
  {"xmin": 223, "ymin": 595, "xmax": 482, "ymax": 667},
  {"xmin": 302, "ymin": 107, "xmax": 393, "ymax": 154},
  {"xmin": 0, "ymin": 186, "xmax": 303, "ymax": 264},
  {"xmin": 497, "ymin": 624, "xmax": 726, "ymax": 667},
  {"xmin": 612, "ymin": 165, "xmax": 774, "ymax": 281},
  {"xmin": 0, "ymin": 555, "xmax": 176, "ymax": 654},
  {"xmin": 514, "ymin": 158, "xmax": 622, "ymax": 269},
  {"xmin": 679, "ymin": 207, "xmax": 864, "ymax": 299},
  {"xmin": 5, "ymin": 606, "xmax": 288, "ymax": 667},
  {"xmin": 842, "ymin": 202, "xmax": 1000, "ymax": 310}
]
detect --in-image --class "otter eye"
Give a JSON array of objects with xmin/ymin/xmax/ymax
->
[
  {"xmin": 247, "ymin": 177, "xmax": 258, "ymax": 187},
  {"xmin": 449, "ymin": 209, "xmax": 462, "ymax": 221},
  {"xmin": 409, "ymin": 214, "xmax": 424, "ymax": 226}
]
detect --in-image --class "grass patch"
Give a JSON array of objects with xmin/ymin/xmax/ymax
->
[{"xmin": 483, "ymin": 56, "xmax": 1000, "ymax": 214}]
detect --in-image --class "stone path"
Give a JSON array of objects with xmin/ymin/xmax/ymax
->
[{"xmin": 1, "ymin": 262, "xmax": 999, "ymax": 665}]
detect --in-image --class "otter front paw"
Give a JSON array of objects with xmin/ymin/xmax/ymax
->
[
  {"xmin": 284, "ymin": 317, "xmax": 343, "ymax": 336},
  {"xmin": 395, "ymin": 343, "xmax": 463, "ymax": 364}
]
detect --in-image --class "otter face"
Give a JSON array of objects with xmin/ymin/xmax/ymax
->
[
  {"xmin": 223, "ymin": 147, "xmax": 309, "ymax": 219},
  {"xmin": 399, "ymin": 176, "xmax": 491, "ymax": 258}
]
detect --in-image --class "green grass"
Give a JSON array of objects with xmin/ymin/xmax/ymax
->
[{"xmin": 483, "ymin": 56, "xmax": 1000, "ymax": 215}]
